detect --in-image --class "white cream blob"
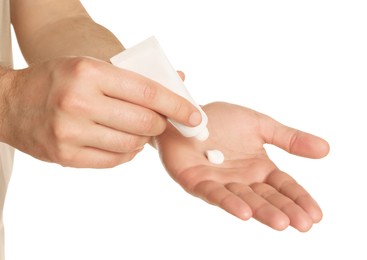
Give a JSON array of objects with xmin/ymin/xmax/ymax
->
[{"xmin": 205, "ymin": 149, "xmax": 225, "ymax": 164}]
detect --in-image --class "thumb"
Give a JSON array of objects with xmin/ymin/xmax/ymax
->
[{"xmin": 262, "ymin": 118, "xmax": 330, "ymax": 159}]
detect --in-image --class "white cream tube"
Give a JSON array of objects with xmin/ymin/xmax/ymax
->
[{"xmin": 110, "ymin": 36, "xmax": 209, "ymax": 141}]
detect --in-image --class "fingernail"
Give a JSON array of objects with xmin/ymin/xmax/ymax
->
[{"xmin": 189, "ymin": 111, "xmax": 202, "ymax": 126}]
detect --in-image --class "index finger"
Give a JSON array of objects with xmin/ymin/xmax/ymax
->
[{"xmin": 100, "ymin": 65, "xmax": 202, "ymax": 127}]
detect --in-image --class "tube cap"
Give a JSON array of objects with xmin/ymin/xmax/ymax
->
[{"xmin": 195, "ymin": 127, "xmax": 209, "ymax": 141}]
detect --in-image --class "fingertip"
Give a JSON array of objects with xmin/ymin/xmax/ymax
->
[
  {"xmin": 317, "ymin": 139, "xmax": 330, "ymax": 158},
  {"xmin": 219, "ymin": 195, "xmax": 252, "ymax": 221},
  {"xmin": 309, "ymin": 204, "xmax": 323, "ymax": 224},
  {"xmin": 255, "ymin": 206, "xmax": 290, "ymax": 231},
  {"xmin": 295, "ymin": 209, "xmax": 323, "ymax": 232},
  {"xmin": 153, "ymin": 114, "xmax": 168, "ymax": 135},
  {"xmin": 272, "ymin": 216, "xmax": 290, "ymax": 231},
  {"xmin": 291, "ymin": 132, "xmax": 331, "ymax": 159},
  {"xmin": 264, "ymin": 121, "xmax": 330, "ymax": 159},
  {"xmin": 189, "ymin": 111, "xmax": 202, "ymax": 126},
  {"xmin": 295, "ymin": 218, "xmax": 314, "ymax": 233},
  {"xmin": 307, "ymin": 136, "xmax": 330, "ymax": 159},
  {"xmin": 238, "ymin": 208, "xmax": 253, "ymax": 221}
]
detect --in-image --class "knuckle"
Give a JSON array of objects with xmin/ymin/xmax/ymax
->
[
  {"xmin": 51, "ymin": 121, "xmax": 80, "ymax": 151},
  {"xmin": 171, "ymin": 99, "xmax": 187, "ymax": 118},
  {"xmin": 52, "ymin": 59, "xmax": 97, "ymax": 114},
  {"xmin": 68, "ymin": 57, "xmax": 98, "ymax": 79},
  {"xmin": 56, "ymin": 151, "xmax": 74, "ymax": 166},
  {"xmin": 51, "ymin": 143, "xmax": 74, "ymax": 166},
  {"xmin": 142, "ymin": 83, "xmax": 157, "ymax": 103}
]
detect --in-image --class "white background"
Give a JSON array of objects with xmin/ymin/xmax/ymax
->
[{"xmin": 4, "ymin": 0, "xmax": 367, "ymax": 259}]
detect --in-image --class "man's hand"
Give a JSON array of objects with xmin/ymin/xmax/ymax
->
[
  {"xmin": 156, "ymin": 102, "xmax": 329, "ymax": 232},
  {"xmin": 0, "ymin": 57, "xmax": 201, "ymax": 168}
]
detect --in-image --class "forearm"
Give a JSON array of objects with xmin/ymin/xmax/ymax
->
[
  {"xmin": 21, "ymin": 17, "xmax": 124, "ymax": 64},
  {"xmin": 11, "ymin": 0, "xmax": 124, "ymax": 64}
]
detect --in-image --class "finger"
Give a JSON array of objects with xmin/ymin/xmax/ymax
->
[
  {"xmin": 251, "ymin": 183, "xmax": 314, "ymax": 232},
  {"xmin": 266, "ymin": 170, "xmax": 323, "ymax": 223},
  {"xmin": 91, "ymin": 95, "xmax": 167, "ymax": 136},
  {"xmin": 101, "ymin": 66, "xmax": 201, "ymax": 127},
  {"xmin": 57, "ymin": 146, "xmax": 141, "ymax": 168},
  {"xmin": 77, "ymin": 123, "xmax": 150, "ymax": 153},
  {"xmin": 192, "ymin": 180, "xmax": 252, "ymax": 221},
  {"xmin": 226, "ymin": 182, "xmax": 290, "ymax": 231},
  {"xmin": 261, "ymin": 117, "xmax": 330, "ymax": 159}
]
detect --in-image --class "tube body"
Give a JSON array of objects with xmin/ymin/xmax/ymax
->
[{"xmin": 110, "ymin": 36, "xmax": 209, "ymax": 141}]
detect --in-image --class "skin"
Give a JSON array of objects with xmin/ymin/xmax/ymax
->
[
  {"xmin": 0, "ymin": 0, "xmax": 201, "ymax": 168},
  {"xmin": 0, "ymin": 0, "xmax": 330, "ymax": 231},
  {"xmin": 156, "ymin": 101, "xmax": 330, "ymax": 232}
]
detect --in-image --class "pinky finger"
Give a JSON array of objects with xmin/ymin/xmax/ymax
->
[{"xmin": 56, "ymin": 146, "xmax": 142, "ymax": 168}]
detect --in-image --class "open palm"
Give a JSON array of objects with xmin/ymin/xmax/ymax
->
[{"xmin": 156, "ymin": 102, "xmax": 329, "ymax": 232}]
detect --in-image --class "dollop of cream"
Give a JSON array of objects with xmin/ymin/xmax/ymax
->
[{"xmin": 205, "ymin": 150, "xmax": 224, "ymax": 164}]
